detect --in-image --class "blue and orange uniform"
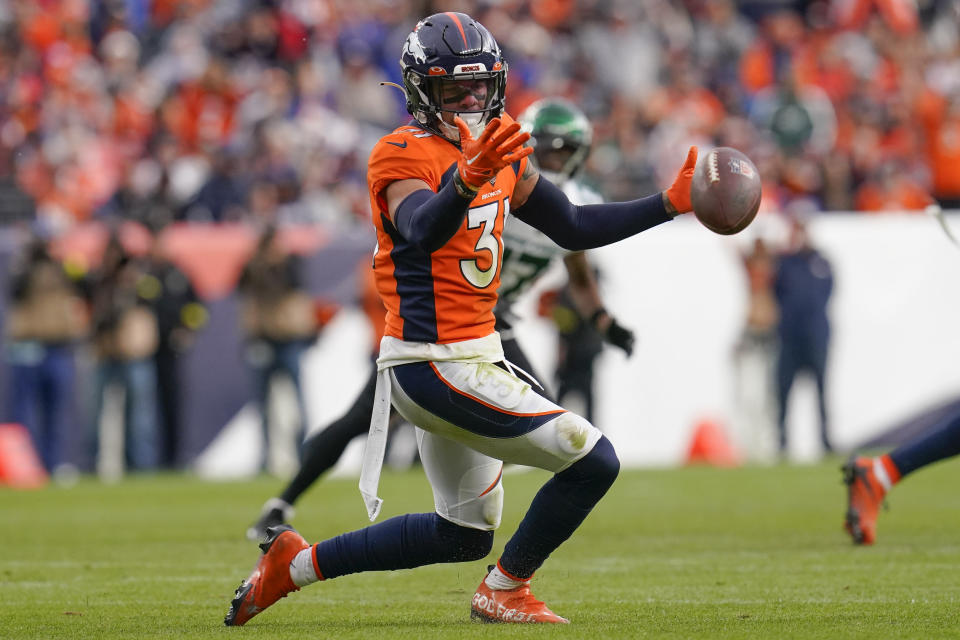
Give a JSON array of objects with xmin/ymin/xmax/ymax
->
[
  {"xmin": 361, "ymin": 114, "xmax": 591, "ymax": 529},
  {"xmin": 224, "ymin": 11, "xmax": 700, "ymax": 629},
  {"xmin": 368, "ymin": 116, "xmax": 526, "ymax": 344}
]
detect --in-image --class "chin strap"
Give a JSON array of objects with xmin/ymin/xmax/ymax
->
[{"xmin": 379, "ymin": 81, "xmax": 407, "ymax": 96}]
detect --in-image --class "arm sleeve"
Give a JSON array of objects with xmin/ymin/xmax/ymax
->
[
  {"xmin": 513, "ymin": 176, "xmax": 673, "ymax": 251},
  {"xmin": 394, "ymin": 178, "xmax": 474, "ymax": 253}
]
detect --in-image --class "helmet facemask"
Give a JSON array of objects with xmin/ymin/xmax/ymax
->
[
  {"xmin": 405, "ymin": 70, "xmax": 505, "ymax": 143},
  {"xmin": 532, "ymin": 138, "xmax": 591, "ymax": 184}
]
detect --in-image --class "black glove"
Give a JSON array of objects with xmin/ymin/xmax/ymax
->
[{"xmin": 604, "ymin": 318, "xmax": 635, "ymax": 356}]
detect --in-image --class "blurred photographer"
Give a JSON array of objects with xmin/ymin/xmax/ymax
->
[{"xmin": 4, "ymin": 232, "xmax": 89, "ymax": 475}]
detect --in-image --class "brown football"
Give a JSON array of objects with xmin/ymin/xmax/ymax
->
[{"xmin": 691, "ymin": 147, "xmax": 762, "ymax": 235}]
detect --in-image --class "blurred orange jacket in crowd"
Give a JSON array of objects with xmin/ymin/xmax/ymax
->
[{"xmin": 917, "ymin": 91, "xmax": 960, "ymax": 202}]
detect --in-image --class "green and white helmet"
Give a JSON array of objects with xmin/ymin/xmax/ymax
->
[{"xmin": 517, "ymin": 98, "xmax": 593, "ymax": 183}]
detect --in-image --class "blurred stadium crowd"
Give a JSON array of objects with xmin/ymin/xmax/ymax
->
[
  {"xmin": 1, "ymin": 0, "xmax": 959, "ymax": 235},
  {"xmin": 1, "ymin": 0, "xmax": 960, "ymax": 480}
]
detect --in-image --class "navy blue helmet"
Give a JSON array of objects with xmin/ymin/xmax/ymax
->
[{"xmin": 400, "ymin": 12, "xmax": 507, "ymax": 143}]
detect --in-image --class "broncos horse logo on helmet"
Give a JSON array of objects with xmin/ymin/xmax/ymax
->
[
  {"xmin": 399, "ymin": 12, "xmax": 508, "ymax": 143},
  {"xmin": 518, "ymin": 98, "xmax": 593, "ymax": 184}
]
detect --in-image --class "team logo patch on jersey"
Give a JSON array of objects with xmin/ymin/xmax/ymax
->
[{"xmin": 727, "ymin": 157, "xmax": 755, "ymax": 179}]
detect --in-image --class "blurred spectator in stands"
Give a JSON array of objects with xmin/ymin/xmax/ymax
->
[
  {"xmin": 0, "ymin": 158, "xmax": 37, "ymax": 227},
  {"xmin": 739, "ymin": 9, "xmax": 810, "ymax": 97},
  {"xmin": 774, "ymin": 217, "xmax": 834, "ymax": 457},
  {"xmin": 181, "ymin": 150, "xmax": 246, "ymax": 222},
  {"xmin": 4, "ymin": 231, "xmax": 89, "ymax": 476},
  {"xmin": 334, "ymin": 33, "xmax": 398, "ymax": 129},
  {"xmin": 246, "ymin": 179, "xmax": 281, "ymax": 228},
  {"xmin": 733, "ymin": 236, "xmax": 779, "ymax": 462},
  {"xmin": 96, "ymin": 157, "xmax": 178, "ymax": 229},
  {"xmin": 691, "ymin": 0, "xmax": 756, "ymax": 110},
  {"xmin": 160, "ymin": 56, "xmax": 238, "ymax": 151},
  {"xmin": 236, "ymin": 67, "xmax": 296, "ymax": 132},
  {"xmin": 86, "ymin": 231, "xmax": 160, "ymax": 474},
  {"xmin": 918, "ymin": 87, "xmax": 960, "ymax": 210},
  {"xmin": 247, "ymin": 120, "xmax": 302, "ymax": 220},
  {"xmin": 750, "ymin": 65, "xmax": 836, "ymax": 157},
  {"xmin": 645, "ymin": 56, "xmax": 725, "ymax": 193},
  {"xmin": 238, "ymin": 226, "xmax": 317, "ymax": 474},
  {"xmin": 854, "ymin": 159, "xmax": 933, "ymax": 211},
  {"xmin": 140, "ymin": 227, "xmax": 207, "ymax": 469},
  {"xmin": 2, "ymin": 0, "xmax": 958, "ymax": 231},
  {"xmin": 832, "ymin": 0, "xmax": 920, "ymax": 36}
]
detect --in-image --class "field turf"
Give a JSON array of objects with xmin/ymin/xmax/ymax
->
[{"xmin": 2, "ymin": 460, "xmax": 960, "ymax": 639}]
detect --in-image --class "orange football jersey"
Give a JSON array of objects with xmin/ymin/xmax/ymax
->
[{"xmin": 368, "ymin": 117, "xmax": 528, "ymax": 344}]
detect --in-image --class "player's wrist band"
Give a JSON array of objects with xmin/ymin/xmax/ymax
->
[
  {"xmin": 662, "ymin": 192, "xmax": 679, "ymax": 217},
  {"xmin": 453, "ymin": 172, "xmax": 480, "ymax": 199}
]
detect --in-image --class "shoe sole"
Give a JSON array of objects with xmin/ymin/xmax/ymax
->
[
  {"xmin": 472, "ymin": 607, "xmax": 507, "ymax": 624},
  {"xmin": 224, "ymin": 525, "xmax": 297, "ymax": 626},
  {"xmin": 224, "ymin": 580, "xmax": 256, "ymax": 626},
  {"xmin": 470, "ymin": 603, "xmax": 568, "ymax": 624},
  {"xmin": 841, "ymin": 460, "xmax": 868, "ymax": 545},
  {"xmin": 844, "ymin": 508, "xmax": 866, "ymax": 544}
]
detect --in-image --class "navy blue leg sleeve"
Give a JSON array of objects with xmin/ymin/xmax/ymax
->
[
  {"xmin": 499, "ymin": 435, "xmax": 620, "ymax": 579},
  {"xmin": 890, "ymin": 409, "xmax": 960, "ymax": 478},
  {"xmin": 313, "ymin": 513, "xmax": 493, "ymax": 580}
]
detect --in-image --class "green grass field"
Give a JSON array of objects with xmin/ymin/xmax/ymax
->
[{"xmin": 3, "ymin": 460, "xmax": 960, "ymax": 639}]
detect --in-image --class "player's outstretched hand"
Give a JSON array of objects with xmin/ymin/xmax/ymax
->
[
  {"xmin": 456, "ymin": 116, "xmax": 533, "ymax": 193},
  {"xmin": 664, "ymin": 146, "xmax": 698, "ymax": 215}
]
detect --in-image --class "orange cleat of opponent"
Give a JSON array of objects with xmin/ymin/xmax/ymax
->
[
  {"xmin": 225, "ymin": 525, "xmax": 310, "ymax": 626},
  {"xmin": 842, "ymin": 456, "xmax": 888, "ymax": 545},
  {"xmin": 470, "ymin": 568, "xmax": 569, "ymax": 624}
]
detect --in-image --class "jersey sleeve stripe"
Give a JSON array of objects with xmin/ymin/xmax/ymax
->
[
  {"xmin": 381, "ymin": 214, "xmax": 440, "ymax": 342},
  {"xmin": 510, "ymin": 155, "xmax": 528, "ymax": 181}
]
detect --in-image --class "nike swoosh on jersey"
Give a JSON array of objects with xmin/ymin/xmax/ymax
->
[{"xmin": 386, "ymin": 140, "xmax": 408, "ymax": 148}]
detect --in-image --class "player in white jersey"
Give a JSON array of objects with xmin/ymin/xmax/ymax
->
[{"xmin": 495, "ymin": 98, "xmax": 635, "ymax": 393}]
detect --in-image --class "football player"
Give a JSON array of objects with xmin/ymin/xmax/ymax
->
[
  {"xmin": 244, "ymin": 100, "xmax": 634, "ymax": 543},
  {"xmin": 226, "ymin": 11, "xmax": 698, "ymax": 626},
  {"xmin": 497, "ymin": 98, "xmax": 635, "ymax": 389}
]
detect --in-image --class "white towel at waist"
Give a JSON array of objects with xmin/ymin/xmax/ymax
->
[{"xmin": 358, "ymin": 332, "xmax": 505, "ymax": 521}]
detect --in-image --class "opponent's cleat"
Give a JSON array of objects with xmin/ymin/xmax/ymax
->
[
  {"xmin": 470, "ymin": 568, "xmax": 569, "ymax": 624},
  {"xmin": 224, "ymin": 525, "xmax": 309, "ymax": 626},
  {"xmin": 246, "ymin": 498, "xmax": 295, "ymax": 542},
  {"xmin": 842, "ymin": 456, "xmax": 887, "ymax": 545}
]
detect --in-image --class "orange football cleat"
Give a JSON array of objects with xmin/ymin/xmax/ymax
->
[
  {"xmin": 471, "ymin": 569, "xmax": 569, "ymax": 624},
  {"xmin": 224, "ymin": 525, "xmax": 309, "ymax": 626},
  {"xmin": 842, "ymin": 457, "xmax": 887, "ymax": 545}
]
